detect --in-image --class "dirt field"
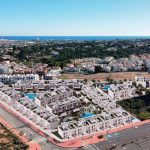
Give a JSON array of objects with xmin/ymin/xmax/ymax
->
[
  {"xmin": 0, "ymin": 123, "xmax": 28, "ymax": 149},
  {"xmin": 62, "ymin": 72, "xmax": 150, "ymax": 81}
]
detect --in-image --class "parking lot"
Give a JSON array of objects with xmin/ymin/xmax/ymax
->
[{"xmin": 77, "ymin": 123, "xmax": 150, "ymax": 150}]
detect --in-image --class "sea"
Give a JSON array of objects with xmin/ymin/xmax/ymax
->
[{"xmin": 0, "ymin": 36, "xmax": 150, "ymax": 41}]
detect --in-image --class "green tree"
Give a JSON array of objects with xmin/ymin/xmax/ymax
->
[
  {"xmin": 132, "ymin": 81, "xmax": 137, "ymax": 87},
  {"xmin": 95, "ymin": 66, "xmax": 104, "ymax": 73}
]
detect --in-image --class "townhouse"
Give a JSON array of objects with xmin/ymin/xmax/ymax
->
[
  {"xmin": 58, "ymin": 109, "xmax": 132, "ymax": 139},
  {"xmin": 46, "ymin": 96, "xmax": 84, "ymax": 115},
  {"xmin": 13, "ymin": 63, "xmax": 48, "ymax": 76},
  {"xmin": 13, "ymin": 80, "xmax": 45, "ymax": 91},
  {"xmin": 0, "ymin": 79, "xmax": 138, "ymax": 141},
  {"xmin": 108, "ymin": 83, "xmax": 136, "ymax": 100},
  {"xmin": 0, "ymin": 74, "xmax": 39, "ymax": 83},
  {"xmin": 35, "ymin": 86, "xmax": 73, "ymax": 107},
  {"xmin": 0, "ymin": 84, "xmax": 59, "ymax": 131}
]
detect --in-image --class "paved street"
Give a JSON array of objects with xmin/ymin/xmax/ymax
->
[
  {"xmin": 0, "ymin": 106, "xmax": 72, "ymax": 150},
  {"xmin": 76, "ymin": 123, "xmax": 150, "ymax": 150},
  {"xmin": 1, "ymin": 104, "xmax": 150, "ymax": 150}
]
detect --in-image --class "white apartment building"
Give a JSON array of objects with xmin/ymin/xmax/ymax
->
[
  {"xmin": 135, "ymin": 75, "xmax": 147, "ymax": 88},
  {"xmin": 135, "ymin": 75, "xmax": 150, "ymax": 88},
  {"xmin": 0, "ymin": 79, "xmax": 138, "ymax": 141},
  {"xmin": 46, "ymin": 96, "xmax": 83, "ymax": 114},
  {"xmin": 108, "ymin": 83, "xmax": 136, "ymax": 100},
  {"xmin": 62, "ymin": 67, "xmax": 81, "ymax": 73},
  {"xmin": 0, "ymin": 74, "xmax": 39, "ymax": 83},
  {"xmin": 45, "ymin": 69, "xmax": 61, "ymax": 80},
  {"xmin": 35, "ymin": 87, "xmax": 73, "ymax": 107},
  {"xmin": 0, "ymin": 84, "xmax": 59, "ymax": 131},
  {"xmin": 13, "ymin": 80, "xmax": 45, "ymax": 91},
  {"xmin": 58, "ymin": 109, "xmax": 132, "ymax": 139}
]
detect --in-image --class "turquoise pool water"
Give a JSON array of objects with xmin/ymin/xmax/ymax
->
[
  {"xmin": 80, "ymin": 112, "xmax": 94, "ymax": 118},
  {"xmin": 25, "ymin": 93, "xmax": 36, "ymax": 101},
  {"xmin": 103, "ymin": 85, "xmax": 110, "ymax": 91}
]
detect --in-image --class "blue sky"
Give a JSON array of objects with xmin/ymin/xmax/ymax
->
[{"xmin": 0, "ymin": 0, "xmax": 150, "ymax": 36}]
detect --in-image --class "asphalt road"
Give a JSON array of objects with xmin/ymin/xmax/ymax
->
[
  {"xmin": 0, "ymin": 106, "xmax": 73, "ymax": 150},
  {"xmin": 1, "ymin": 105, "xmax": 150, "ymax": 150},
  {"xmin": 76, "ymin": 123, "xmax": 150, "ymax": 150}
]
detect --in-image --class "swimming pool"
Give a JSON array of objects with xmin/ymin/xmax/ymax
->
[
  {"xmin": 25, "ymin": 93, "xmax": 36, "ymax": 101},
  {"xmin": 102, "ymin": 85, "xmax": 110, "ymax": 91},
  {"xmin": 80, "ymin": 112, "xmax": 94, "ymax": 118}
]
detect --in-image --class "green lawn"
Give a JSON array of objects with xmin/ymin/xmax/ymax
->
[{"xmin": 117, "ymin": 94, "xmax": 150, "ymax": 120}]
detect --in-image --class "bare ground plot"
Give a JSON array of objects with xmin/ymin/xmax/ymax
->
[
  {"xmin": 62, "ymin": 72, "xmax": 150, "ymax": 81},
  {"xmin": 0, "ymin": 123, "xmax": 28, "ymax": 150}
]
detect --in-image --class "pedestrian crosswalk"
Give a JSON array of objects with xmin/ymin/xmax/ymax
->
[
  {"xmin": 83, "ymin": 146, "xmax": 91, "ymax": 150},
  {"xmin": 31, "ymin": 136, "xmax": 47, "ymax": 143},
  {"xmin": 83, "ymin": 145, "xmax": 99, "ymax": 150}
]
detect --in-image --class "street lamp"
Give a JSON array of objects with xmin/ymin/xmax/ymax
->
[{"xmin": 29, "ymin": 133, "xmax": 33, "ymax": 140}]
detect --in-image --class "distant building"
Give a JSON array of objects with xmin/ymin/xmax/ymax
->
[
  {"xmin": 63, "ymin": 67, "xmax": 80, "ymax": 73},
  {"xmin": 0, "ymin": 65, "xmax": 10, "ymax": 74},
  {"xmin": 45, "ymin": 68, "xmax": 61, "ymax": 80},
  {"xmin": 135, "ymin": 75, "xmax": 150, "ymax": 88},
  {"xmin": 0, "ymin": 74, "xmax": 39, "ymax": 84}
]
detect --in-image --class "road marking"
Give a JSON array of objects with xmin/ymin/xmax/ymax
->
[
  {"xmin": 84, "ymin": 145, "xmax": 97, "ymax": 150},
  {"xmin": 31, "ymin": 136, "xmax": 46, "ymax": 143},
  {"xmin": 92, "ymin": 144, "xmax": 100, "ymax": 150},
  {"xmin": 83, "ymin": 146, "xmax": 92, "ymax": 150}
]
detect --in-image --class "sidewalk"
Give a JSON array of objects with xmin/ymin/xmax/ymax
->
[
  {"xmin": 0, "ymin": 104, "xmax": 41, "ymax": 150},
  {"xmin": 1, "ymin": 100, "xmax": 150, "ymax": 149},
  {"xmin": 0, "ymin": 102, "xmax": 45, "ymax": 137},
  {"xmin": 48, "ymin": 119, "xmax": 150, "ymax": 148}
]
